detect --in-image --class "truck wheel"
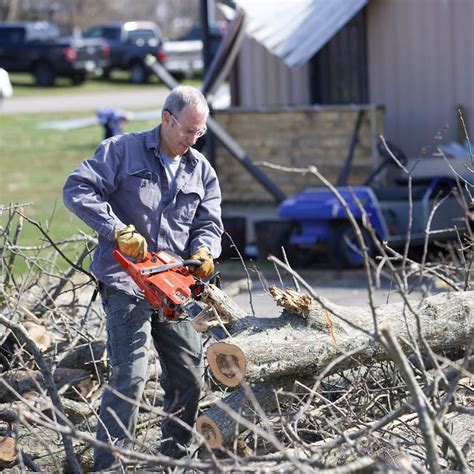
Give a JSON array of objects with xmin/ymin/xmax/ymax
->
[
  {"xmin": 329, "ymin": 224, "xmax": 374, "ymax": 269},
  {"xmin": 272, "ymin": 222, "xmax": 308, "ymax": 268},
  {"xmin": 71, "ymin": 72, "xmax": 86, "ymax": 85},
  {"xmin": 101, "ymin": 67, "xmax": 111, "ymax": 79},
  {"xmin": 172, "ymin": 72, "xmax": 186, "ymax": 82},
  {"xmin": 129, "ymin": 63, "xmax": 148, "ymax": 84},
  {"xmin": 33, "ymin": 63, "xmax": 55, "ymax": 86}
]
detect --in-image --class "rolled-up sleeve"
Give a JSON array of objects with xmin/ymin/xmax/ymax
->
[
  {"xmin": 189, "ymin": 165, "xmax": 223, "ymax": 258},
  {"xmin": 63, "ymin": 139, "xmax": 125, "ymax": 240}
]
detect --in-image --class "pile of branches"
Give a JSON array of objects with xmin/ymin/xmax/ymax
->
[{"xmin": 0, "ymin": 181, "xmax": 473, "ymax": 472}]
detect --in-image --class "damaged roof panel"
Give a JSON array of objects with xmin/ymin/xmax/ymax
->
[{"xmin": 236, "ymin": 0, "xmax": 368, "ymax": 68}]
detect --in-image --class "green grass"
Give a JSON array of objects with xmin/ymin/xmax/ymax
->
[
  {"xmin": 9, "ymin": 72, "xmax": 202, "ymax": 97},
  {"xmin": 1, "ymin": 109, "xmax": 160, "ymax": 247}
]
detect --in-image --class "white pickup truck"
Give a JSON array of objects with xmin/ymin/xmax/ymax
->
[
  {"xmin": 161, "ymin": 38, "xmax": 203, "ymax": 79},
  {"xmin": 161, "ymin": 25, "xmax": 224, "ymax": 79}
]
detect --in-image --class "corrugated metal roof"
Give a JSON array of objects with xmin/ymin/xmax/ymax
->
[{"xmin": 235, "ymin": 0, "xmax": 368, "ymax": 68}]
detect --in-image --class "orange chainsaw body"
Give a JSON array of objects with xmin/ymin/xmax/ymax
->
[{"xmin": 113, "ymin": 246, "xmax": 201, "ymax": 320}]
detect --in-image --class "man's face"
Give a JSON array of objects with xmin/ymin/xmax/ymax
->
[{"xmin": 161, "ymin": 105, "xmax": 208, "ymax": 157}]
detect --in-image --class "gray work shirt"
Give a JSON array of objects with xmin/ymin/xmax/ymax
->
[{"xmin": 63, "ymin": 125, "xmax": 223, "ymax": 297}]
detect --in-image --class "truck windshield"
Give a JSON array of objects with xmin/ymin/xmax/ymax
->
[
  {"xmin": 0, "ymin": 28, "xmax": 25, "ymax": 43},
  {"xmin": 128, "ymin": 29, "xmax": 157, "ymax": 41},
  {"xmin": 84, "ymin": 27, "xmax": 120, "ymax": 40}
]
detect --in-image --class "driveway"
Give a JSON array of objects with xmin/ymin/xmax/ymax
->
[
  {"xmin": 0, "ymin": 83, "xmax": 229, "ymax": 115},
  {"xmin": 226, "ymin": 266, "xmax": 424, "ymax": 316},
  {"xmin": 0, "ymin": 89, "xmax": 170, "ymax": 115}
]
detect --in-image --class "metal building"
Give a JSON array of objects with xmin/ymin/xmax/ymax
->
[{"xmin": 232, "ymin": 0, "xmax": 474, "ymax": 157}]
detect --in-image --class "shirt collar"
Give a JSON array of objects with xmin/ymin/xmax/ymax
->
[
  {"xmin": 145, "ymin": 124, "xmax": 199, "ymax": 166},
  {"xmin": 145, "ymin": 124, "xmax": 161, "ymax": 151}
]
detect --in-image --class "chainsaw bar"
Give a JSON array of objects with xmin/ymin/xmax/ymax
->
[{"xmin": 140, "ymin": 259, "xmax": 202, "ymax": 275}]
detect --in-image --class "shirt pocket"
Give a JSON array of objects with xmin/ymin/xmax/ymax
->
[
  {"xmin": 120, "ymin": 170, "xmax": 160, "ymax": 209},
  {"xmin": 175, "ymin": 184, "xmax": 204, "ymax": 223}
]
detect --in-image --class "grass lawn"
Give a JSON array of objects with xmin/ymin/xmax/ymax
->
[
  {"xmin": 8, "ymin": 71, "xmax": 201, "ymax": 97},
  {"xmin": 1, "ymin": 109, "xmax": 160, "ymax": 248}
]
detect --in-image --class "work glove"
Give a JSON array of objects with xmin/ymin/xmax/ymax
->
[
  {"xmin": 114, "ymin": 224, "xmax": 147, "ymax": 262},
  {"xmin": 189, "ymin": 247, "xmax": 214, "ymax": 279}
]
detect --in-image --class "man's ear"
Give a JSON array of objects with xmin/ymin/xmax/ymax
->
[{"xmin": 162, "ymin": 109, "xmax": 172, "ymax": 126}]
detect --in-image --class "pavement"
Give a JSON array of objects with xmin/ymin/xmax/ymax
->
[
  {"xmin": 0, "ymin": 83, "xmax": 229, "ymax": 115},
  {"xmin": 222, "ymin": 264, "xmax": 423, "ymax": 316},
  {"xmin": 0, "ymin": 89, "xmax": 170, "ymax": 115}
]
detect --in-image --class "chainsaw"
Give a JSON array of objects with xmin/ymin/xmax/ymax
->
[{"xmin": 113, "ymin": 245, "xmax": 206, "ymax": 321}]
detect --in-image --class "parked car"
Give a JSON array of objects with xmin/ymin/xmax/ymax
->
[
  {"xmin": 161, "ymin": 24, "xmax": 224, "ymax": 79},
  {"xmin": 83, "ymin": 21, "xmax": 164, "ymax": 83},
  {"xmin": 0, "ymin": 21, "xmax": 110, "ymax": 86}
]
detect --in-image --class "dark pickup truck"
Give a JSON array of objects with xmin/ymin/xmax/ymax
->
[
  {"xmin": 0, "ymin": 21, "xmax": 110, "ymax": 86},
  {"xmin": 83, "ymin": 21, "xmax": 164, "ymax": 83}
]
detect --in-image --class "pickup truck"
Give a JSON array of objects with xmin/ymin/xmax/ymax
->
[
  {"xmin": 0, "ymin": 21, "xmax": 110, "ymax": 86},
  {"xmin": 162, "ymin": 24, "xmax": 224, "ymax": 79},
  {"xmin": 161, "ymin": 38, "xmax": 202, "ymax": 80},
  {"xmin": 83, "ymin": 21, "xmax": 164, "ymax": 83}
]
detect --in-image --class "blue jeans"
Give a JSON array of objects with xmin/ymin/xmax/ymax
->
[{"xmin": 93, "ymin": 289, "xmax": 204, "ymax": 471}]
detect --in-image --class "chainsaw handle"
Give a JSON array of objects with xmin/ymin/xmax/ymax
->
[
  {"xmin": 113, "ymin": 244, "xmax": 134, "ymax": 269},
  {"xmin": 182, "ymin": 259, "xmax": 202, "ymax": 267},
  {"xmin": 113, "ymin": 245, "xmax": 201, "ymax": 268}
]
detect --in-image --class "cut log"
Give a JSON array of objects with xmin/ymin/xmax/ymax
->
[
  {"xmin": 207, "ymin": 290, "xmax": 473, "ymax": 387},
  {"xmin": 197, "ymin": 382, "xmax": 283, "ymax": 448},
  {"xmin": 207, "ymin": 343, "xmax": 246, "ymax": 387},
  {"xmin": 23, "ymin": 322, "xmax": 53, "ymax": 352},
  {"xmin": 0, "ymin": 368, "xmax": 91, "ymax": 402},
  {"xmin": 0, "ymin": 436, "xmax": 16, "ymax": 466}
]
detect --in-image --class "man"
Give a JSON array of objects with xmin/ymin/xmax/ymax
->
[{"xmin": 63, "ymin": 86, "xmax": 223, "ymax": 470}]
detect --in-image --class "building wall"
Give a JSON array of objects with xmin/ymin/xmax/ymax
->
[
  {"xmin": 367, "ymin": 0, "xmax": 474, "ymax": 156},
  {"xmin": 234, "ymin": 0, "xmax": 473, "ymax": 158},
  {"xmin": 236, "ymin": 37, "xmax": 311, "ymax": 106},
  {"xmin": 215, "ymin": 105, "xmax": 384, "ymax": 203}
]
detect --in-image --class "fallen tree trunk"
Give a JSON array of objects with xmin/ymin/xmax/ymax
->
[
  {"xmin": 57, "ymin": 340, "xmax": 106, "ymax": 373},
  {"xmin": 206, "ymin": 290, "xmax": 473, "ymax": 387},
  {"xmin": 200, "ymin": 283, "xmax": 248, "ymax": 332},
  {"xmin": 0, "ymin": 368, "xmax": 91, "ymax": 402}
]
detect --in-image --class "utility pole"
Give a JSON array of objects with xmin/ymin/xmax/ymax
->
[
  {"xmin": 200, "ymin": 0, "xmax": 216, "ymax": 167},
  {"xmin": 200, "ymin": 0, "xmax": 213, "ymax": 73}
]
